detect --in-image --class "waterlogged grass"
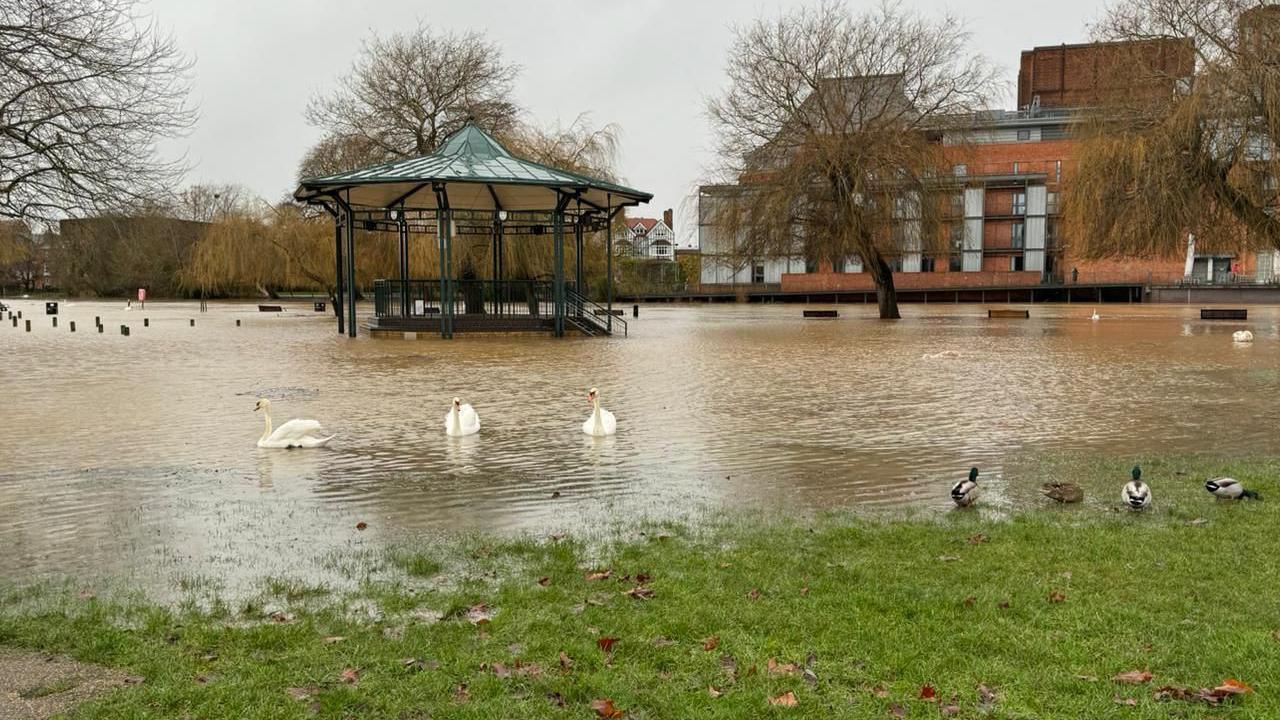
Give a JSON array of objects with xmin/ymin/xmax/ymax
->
[{"xmin": 1, "ymin": 457, "xmax": 1279, "ymax": 718}]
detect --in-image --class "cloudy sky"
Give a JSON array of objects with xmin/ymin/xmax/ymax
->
[{"xmin": 148, "ymin": 0, "xmax": 1109, "ymax": 244}]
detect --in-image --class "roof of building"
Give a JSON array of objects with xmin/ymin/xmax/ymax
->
[
  {"xmin": 294, "ymin": 123, "xmax": 652, "ymax": 213},
  {"xmin": 628, "ymin": 218, "xmax": 661, "ymax": 233}
]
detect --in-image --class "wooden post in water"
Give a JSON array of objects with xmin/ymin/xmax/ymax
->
[
  {"xmin": 25, "ymin": 319, "xmax": 30, "ymax": 331},
  {"xmin": 52, "ymin": 316, "xmax": 57, "ymax": 327},
  {"xmin": 97, "ymin": 324, "xmax": 103, "ymax": 333},
  {"xmin": 143, "ymin": 318, "xmax": 149, "ymax": 327},
  {"xmin": 120, "ymin": 325, "xmax": 129, "ymax": 336},
  {"xmin": 70, "ymin": 321, "xmax": 76, "ymax": 332},
  {"xmin": 190, "ymin": 319, "xmax": 195, "ymax": 327},
  {"xmin": 236, "ymin": 319, "xmax": 241, "ymax": 327}
]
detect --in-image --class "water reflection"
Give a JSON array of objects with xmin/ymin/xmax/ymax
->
[{"xmin": 0, "ymin": 299, "xmax": 1278, "ymax": 590}]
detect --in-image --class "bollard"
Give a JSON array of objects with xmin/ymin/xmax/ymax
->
[
  {"xmin": 95, "ymin": 315, "xmax": 100, "ymax": 326},
  {"xmin": 70, "ymin": 321, "xmax": 76, "ymax": 332},
  {"xmin": 143, "ymin": 318, "xmax": 149, "ymax": 327},
  {"xmin": 10, "ymin": 316, "xmax": 15, "ymax": 327},
  {"xmin": 25, "ymin": 319, "xmax": 31, "ymax": 332},
  {"xmin": 98, "ymin": 324, "xmax": 103, "ymax": 333},
  {"xmin": 121, "ymin": 325, "xmax": 130, "ymax": 336},
  {"xmin": 52, "ymin": 317, "xmax": 58, "ymax": 327},
  {"xmin": 633, "ymin": 304, "xmax": 639, "ymax": 318},
  {"xmin": 236, "ymin": 319, "xmax": 241, "ymax": 327},
  {"xmin": 189, "ymin": 318, "xmax": 195, "ymax": 327}
]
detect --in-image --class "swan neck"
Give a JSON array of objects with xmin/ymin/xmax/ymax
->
[
  {"xmin": 261, "ymin": 408, "xmax": 272, "ymax": 441},
  {"xmin": 593, "ymin": 397, "xmax": 604, "ymax": 433},
  {"xmin": 451, "ymin": 406, "xmax": 461, "ymax": 434}
]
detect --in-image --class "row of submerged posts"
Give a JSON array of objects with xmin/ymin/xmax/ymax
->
[{"xmin": 0, "ymin": 300, "xmax": 238, "ymax": 335}]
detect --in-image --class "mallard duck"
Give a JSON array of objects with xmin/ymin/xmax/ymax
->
[
  {"xmin": 1121, "ymin": 466, "xmax": 1151, "ymax": 510},
  {"xmin": 1205, "ymin": 477, "xmax": 1260, "ymax": 500},
  {"xmin": 950, "ymin": 467, "xmax": 979, "ymax": 507},
  {"xmin": 1042, "ymin": 482, "xmax": 1084, "ymax": 503}
]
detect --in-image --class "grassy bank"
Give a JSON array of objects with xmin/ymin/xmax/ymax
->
[{"xmin": 3, "ymin": 459, "xmax": 1280, "ymax": 718}]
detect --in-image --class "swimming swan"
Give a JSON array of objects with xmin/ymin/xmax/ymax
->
[
  {"xmin": 254, "ymin": 399, "xmax": 334, "ymax": 448},
  {"xmin": 444, "ymin": 397, "xmax": 481, "ymax": 436},
  {"xmin": 582, "ymin": 387, "xmax": 617, "ymax": 436},
  {"xmin": 1233, "ymin": 330, "xmax": 1254, "ymax": 343}
]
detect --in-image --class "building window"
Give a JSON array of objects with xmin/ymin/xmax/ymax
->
[
  {"xmin": 921, "ymin": 256, "xmax": 937, "ymax": 273},
  {"xmin": 752, "ymin": 264, "xmax": 765, "ymax": 284},
  {"xmin": 1011, "ymin": 255, "xmax": 1025, "ymax": 271},
  {"xmin": 1012, "ymin": 162, "xmax": 1020, "ymax": 175},
  {"xmin": 1047, "ymin": 192, "xmax": 1060, "ymax": 214},
  {"xmin": 1012, "ymin": 192, "xmax": 1027, "ymax": 215},
  {"xmin": 1011, "ymin": 221, "xmax": 1025, "ymax": 248},
  {"xmin": 804, "ymin": 258, "xmax": 818, "ymax": 274},
  {"xmin": 1017, "ymin": 129, "xmax": 1032, "ymax": 141},
  {"xmin": 948, "ymin": 224, "xmax": 963, "ymax": 271},
  {"xmin": 1055, "ymin": 160, "xmax": 1062, "ymax": 181},
  {"xmin": 952, "ymin": 164, "xmax": 967, "ymax": 177}
]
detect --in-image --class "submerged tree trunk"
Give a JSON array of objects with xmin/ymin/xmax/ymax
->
[{"xmin": 865, "ymin": 248, "xmax": 901, "ymax": 320}]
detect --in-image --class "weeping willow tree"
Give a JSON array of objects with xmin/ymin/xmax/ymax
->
[
  {"xmin": 706, "ymin": 1, "xmax": 998, "ymax": 318},
  {"xmin": 1065, "ymin": 1, "xmax": 1280, "ymax": 260}
]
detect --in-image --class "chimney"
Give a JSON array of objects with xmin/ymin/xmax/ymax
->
[{"xmin": 663, "ymin": 208, "xmax": 673, "ymax": 231}]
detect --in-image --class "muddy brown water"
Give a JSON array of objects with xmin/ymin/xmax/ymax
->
[{"xmin": 1, "ymin": 299, "xmax": 1277, "ymax": 596}]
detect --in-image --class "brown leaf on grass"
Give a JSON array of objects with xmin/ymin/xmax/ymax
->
[
  {"xmin": 920, "ymin": 684, "xmax": 937, "ymax": 701},
  {"xmin": 1048, "ymin": 590, "xmax": 1067, "ymax": 603},
  {"xmin": 547, "ymin": 691, "xmax": 566, "ymax": 707},
  {"xmin": 871, "ymin": 684, "xmax": 890, "ymax": 698},
  {"xmin": 489, "ymin": 660, "xmax": 541, "ymax": 678},
  {"xmin": 746, "ymin": 588, "xmax": 762, "ymax": 601},
  {"xmin": 453, "ymin": 683, "xmax": 469, "ymax": 702},
  {"xmin": 889, "ymin": 702, "xmax": 906, "ymax": 717},
  {"xmin": 1113, "ymin": 695, "xmax": 1138, "ymax": 706},
  {"xmin": 586, "ymin": 570, "xmax": 611, "ymax": 581},
  {"xmin": 708, "ymin": 685, "xmax": 723, "ymax": 698},
  {"xmin": 268, "ymin": 611, "xmax": 295, "ymax": 624},
  {"xmin": 768, "ymin": 691, "xmax": 798, "ymax": 707},
  {"xmin": 978, "ymin": 683, "xmax": 997, "ymax": 706},
  {"xmin": 1272, "ymin": 629, "xmax": 1280, "ymax": 643},
  {"xmin": 596, "ymin": 636, "xmax": 618, "ymax": 652},
  {"xmin": 701, "ymin": 635, "xmax": 720, "ymax": 651},
  {"xmin": 997, "ymin": 600, "xmax": 1011, "ymax": 610},
  {"xmin": 340, "ymin": 667, "xmax": 360, "ymax": 684},
  {"xmin": 286, "ymin": 685, "xmax": 321, "ymax": 701},
  {"xmin": 963, "ymin": 596, "xmax": 977, "ymax": 607},
  {"xmin": 322, "ymin": 636, "xmax": 346, "ymax": 644},
  {"xmin": 559, "ymin": 651, "xmax": 574, "ymax": 672},
  {"xmin": 548, "ymin": 532, "xmax": 566, "ymax": 542},
  {"xmin": 355, "ymin": 521, "xmax": 367, "ymax": 530},
  {"xmin": 635, "ymin": 572, "xmax": 651, "ymax": 584},
  {"xmin": 799, "ymin": 586, "xmax": 810, "ymax": 596},
  {"xmin": 1113, "ymin": 670, "xmax": 1153, "ymax": 685},
  {"xmin": 720, "ymin": 654, "xmax": 738, "ymax": 681},
  {"xmin": 77, "ymin": 590, "xmax": 96, "ymax": 601},
  {"xmin": 624, "ymin": 586, "xmax": 654, "ymax": 600},
  {"xmin": 719, "ymin": 562, "xmax": 732, "ymax": 568},
  {"xmin": 466, "ymin": 603, "xmax": 493, "ymax": 625},
  {"xmin": 940, "ymin": 697, "xmax": 961, "ymax": 716},
  {"xmin": 966, "ymin": 532, "xmax": 989, "ymax": 545},
  {"xmin": 803, "ymin": 668, "xmax": 818, "ymax": 685},
  {"xmin": 767, "ymin": 658, "xmax": 798, "ymax": 676},
  {"xmin": 537, "ymin": 576, "xmax": 551, "ymax": 587},
  {"xmin": 1213, "ymin": 678, "xmax": 1253, "ymax": 696},
  {"xmin": 401, "ymin": 657, "xmax": 436, "ymax": 672},
  {"xmin": 590, "ymin": 698, "xmax": 624, "ymax": 718}
]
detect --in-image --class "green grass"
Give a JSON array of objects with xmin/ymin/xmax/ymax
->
[
  {"xmin": 2, "ymin": 456, "xmax": 1279, "ymax": 718},
  {"xmin": 18, "ymin": 677, "xmax": 78, "ymax": 699}
]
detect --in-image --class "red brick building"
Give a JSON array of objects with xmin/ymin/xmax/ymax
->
[{"xmin": 699, "ymin": 36, "xmax": 1280, "ymax": 294}]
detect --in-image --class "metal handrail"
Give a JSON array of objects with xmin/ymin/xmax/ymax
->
[{"xmin": 565, "ymin": 287, "xmax": 627, "ymax": 337}]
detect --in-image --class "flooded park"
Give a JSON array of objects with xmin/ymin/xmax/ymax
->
[{"xmin": 1, "ymin": 298, "xmax": 1278, "ymax": 595}]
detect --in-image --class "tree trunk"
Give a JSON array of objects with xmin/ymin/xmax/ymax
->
[{"xmin": 865, "ymin": 248, "xmax": 901, "ymax": 320}]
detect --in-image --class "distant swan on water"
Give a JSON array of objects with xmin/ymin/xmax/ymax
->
[
  {"xmin": 254, "ymin": 399, "xmax": 334, "ymax": 448},
  {"xmin": 923, "ymin": 350, "xmax": 962, "ymax": 360},
  {"xmin": 444, "ymin": 397, "xmax": 481, "ymax": 436},
  {"xmin": 1091, "ymin": 308, "xmax": 1100, "ymax": 321},
  {"xmin": 1233, "ymin": 330, "xmax": 1254, "ymax": 343},
  {"xmin": 582, "ymin": 387, "xmax": 617, "ymax": 436}
]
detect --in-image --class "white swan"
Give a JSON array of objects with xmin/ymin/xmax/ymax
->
[
  {"xmin": 1091, "ymin": 308, "xmax": 1100, "ymax": 321},
  {"xmin": 582, "ymin": 387, "xmax": 616, "ymax": 436},
  {"xmin": 1232, "ymin": 330, "xmax": 1254, "ymax": 343},
  {"xmin": 444, "ymin": 397, "xmax": 481, "ymax": 436},
  {"xmin": 254, "ymin": 399, "xmax": 334, "ymax": 448}
]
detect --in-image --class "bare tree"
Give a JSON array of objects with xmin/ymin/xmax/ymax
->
[
  {"xmin": 297, "ymin": 132, "xmax": 391, "ymax": 181},
  {"xmin": 706, "ymin": 1, "xmax": 998, "ymax": 318},
  {"xmin": 1066, "ymin": 1, "xmax": 1280, "ymax": 259},
  {"xmin": 305, "ymin": 24, "xmax": 520, "ymax": 162},
  {"xmin": 174, "ymin": 184, "xmax": 252, "ymax": 223},
  {"xmin": 0, "ymin": 0, "xmax": 195, "ymax": 224}
]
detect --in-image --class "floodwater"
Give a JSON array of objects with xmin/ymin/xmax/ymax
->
[{"xmin": 1, "ymin": 298, "xmax": 1278, "ymax": 594}]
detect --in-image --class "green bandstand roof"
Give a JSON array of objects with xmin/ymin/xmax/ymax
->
[{"xmin": 293, "ymin": 123, "xmax": 652, "ymax": 213}]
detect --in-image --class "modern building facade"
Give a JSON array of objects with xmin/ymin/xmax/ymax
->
[{"xmin": 697, "ymin": 36, "xmax": 1280, "ymax": 294}]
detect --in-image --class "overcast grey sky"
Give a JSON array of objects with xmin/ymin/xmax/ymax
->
[{"xmin": 148, "ymin": 0, "xmax": 1109, "ymax": 244}]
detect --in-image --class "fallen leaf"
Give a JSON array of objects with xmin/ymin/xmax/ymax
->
[
  {"xmin": 998, "ymin": 600, "xmax": 1011, "ymax": 610},
  {"xmin": 768, "ymin": 691, "xmax": 798, "ymax": 707},
  {"xmin": 1113, "ymin": 695, "xmax": 1138, "ymax": 706},
  {"xmin": 889, "ymin": 701, "xmax": 906, "ymax": 717},
  {"xmin": 920, "ymin": 684, "xmax": 937, "ymax": 700},
  {"xmin": 966, "ymin": 532, "xmax": 989, "ymax": 545},
  {"xmin": 803, "ymin": 668, "xmax": 818, "ymax": 685},
  {"xmin": 701, "ymin": 635, "xmax": 720, "ymax": 651},
  {"xmin": 799, "ymin": 585, "xmax": 810, "ymax": 596},
  {"xmin": 547, "ymin": 691, "xmax": 566, "ymax": 707},
  {"xmin": 1189, "ymin": 518, "xmax": 1209, "ymax": 526},
  {"xmin": 1113, "ymin": 669, "xmax": 1153, "ymax": 685},
  {"xmin": 1212, "ymin": 678, "xmax": 1253, "ymax": 696},
  {"xmin": 746, "ymin": 588, "xmax": 761, "ymax": 601},
  {"xmin": 268, "ymin": 611, "xmax": 295, "ymax": 624},
  {"xmin": 77, "ymin": 590, "xmax": 96, "ymax": 601},
  {"xmin": 977, "ymin": 683, "xmax": 997, "ymax": 706},
  {"xmin": 322, "ymin": 636, "xmax": 346, "ymax": 644},
  {"xmin": 872, "ymin": 684, "xmax": 890, "ymax": 698},
  {"xmin": 1077, "ymin": 675, "xmax": 1100, "ymax": 682},
  {"xmin": 122, "ymin": 675, "xmax": 145, "ymax": 685},
  {"xmin": 708, "ymin": 685, "xmax": 723, "ymax": 698},
  {"xmin": 537, "ymin": 576, "xmax": 551, "ymax": 587},
  {"xmin": 453, "ymin": 683, "xmax": 469, "ymax": 702},
  {"xmin": 1272, "ymin": 629, "xmax": 1280, "ymax": 643},
  {"xmin": 596, "ymin": 636, "xmax": 618, "ymax": 652},
  {"xmin": 719, "ymin": 562, "xmax": 733, "ymax": 568},
  {"xmin": 548, "ymin": 532, "xmax": 566, "ymax": 541},
  {"xmin": 466, "ymin": 603, "xmax": 493, "ymax": 625},
  {"xmin": 195, "ymin": 675, "xmax": 212, "ymax": 685},
  {"xmin": 940, "ymin": 699, "xmax": 961, "ymax": 716},
  {"xmin": 340, "ymin": 667, "xmax": 360, "ymax": 684},
  {"xmin": 1048, "ymin": 590, "xmax": 1067, "ymax": 603},
  {"xmin": 401, "ymin": 657, "xmax": 435, "ymax": 672},
  {"xmin": 963, "ymin": 596, "xmax": 977, "ymax": 607},
  {"xmin": 586, "ymin": 570, "xmax": 611, "ymax": 581},
  {"xmin": 767, "ymin": 658, "xmax": 798, "ymax": 676},
  {"xmin": 937, "ymin": 555, "xmax": 961, "ymax": 563},
  {"xmin": 624, "ymin": 586, "xmax": 654, "ymax": 600},
  {"xmin": 355, "ymin": 521, "xmax": 367, "ymax": 530},
  {"xmin": 635, "ymin": 572, "xmax": 651, "ymax": 584},
  {"xmin": 590, "ymin": 698, "xmax": 624, "ymax": 718},
  {"xmin": 559, "ymin": 651, "xmax": 573, "ymax": 672}
]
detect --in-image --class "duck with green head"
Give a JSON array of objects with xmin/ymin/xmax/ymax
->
[
  {"xmin": 1122, "ymin": 466, "xmax": 1151, "ymax": 510},
  {"xmin": 950, "ymin": 467, "xmax": 980, "ymax": 507}
]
